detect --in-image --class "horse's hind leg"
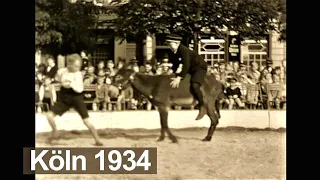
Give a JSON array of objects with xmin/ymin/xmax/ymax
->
[
  {"xmin": 203, "ymin": 102, "xmax": 220, "ymax": 141},
  {"xmin": 157, "ymin": 106, "xmax": 178, "ymax": 143}
]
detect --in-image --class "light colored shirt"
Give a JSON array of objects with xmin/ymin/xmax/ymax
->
[{"xmin": 56, "ymin": 68, "xmax": 84, "ymax": 93}]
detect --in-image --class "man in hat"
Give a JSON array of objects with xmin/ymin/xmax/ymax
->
[
  {"xmin": 266, "ymin": 58, "xmax": 273, "ymax": 73},
  {"xmin": 165, "ymin": 34, "xmax": 208, "ymax": 120}
]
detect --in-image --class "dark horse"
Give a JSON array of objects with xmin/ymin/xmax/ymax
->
[{"xmin": 113, "ymin": 64, "xmax": 224, "ymax": 143}]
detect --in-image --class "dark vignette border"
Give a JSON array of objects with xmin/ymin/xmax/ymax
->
[
  {"xmin": 287, "ymin": 0, "xmax": 318, "ymax": 179},
  {"xmin": 11, "ymin": 0, "xmax": 35, "ymax": 179},
  {"xmin": 4, "ymin": 0, "xmax": 316, "ymax": 179}
]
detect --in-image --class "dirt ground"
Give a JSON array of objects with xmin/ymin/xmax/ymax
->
[{"xmin": 36, "ymin": 127, "xmax": 286, "ymax": 180}]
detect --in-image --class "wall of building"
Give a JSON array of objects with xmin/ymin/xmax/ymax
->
[{"xmin": 270, "ymin": 31, "xmax": 286, "ymax": 67}]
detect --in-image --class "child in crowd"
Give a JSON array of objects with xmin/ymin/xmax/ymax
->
[
  {"xmin": 83, "ymin": 66, "xmax": 96, "ymax": 85},
  {"xmin": 39, "ymin": 76, "xmax": 57, "ymax": 111},
  {"xmin": 93, "ymin": 76, "xmax": 108, "ymax": 111},
  {"xmin": 225, "ymin": 77, "xmax": 246, "ymax": 109}
]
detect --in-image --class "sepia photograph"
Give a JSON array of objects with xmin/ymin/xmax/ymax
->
[{"xmin": 34, "ymin": 0, "xmax": 286, "ymax": 179}]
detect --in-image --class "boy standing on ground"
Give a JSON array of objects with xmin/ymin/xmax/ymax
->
[{"xmin": 45, "ymin": 53, "xmax": 103, "ymax": 146}]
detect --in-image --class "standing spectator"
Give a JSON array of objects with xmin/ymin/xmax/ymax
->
[
  {"xmin": 144, "ymin": 63, "xmax": 154, "ymax": 75},
  {"xmin": 265, "ymin": 58, "xmax": 273, "ymax": 73},
  {"xmin": 80, "ymin": 50, "xmax": 90, "ymax": 71},
  {"xmin": 39, "ymin": 76, "xmax": 57, "ymax": 112},
  {"xmin": 280, "ymin": 60, "xmax": 286, "ymax": 83},
  {"xmin": 248, "ymin": 62, "xmax": 261, "ymax": 83},
  {"xmin": 95, "ymin": 61, "xmax": 105, "ymax": 76},
  {"xmin": 219, "ymin": 62, "xmax": 227, "ymax": 84},
  {"xmin": 225, "ymin": 77, "xmax": 245, "ymax": 109},
  {"xmin": 44, "ymin": 56, "xmax": 58, "ymax": 81}
]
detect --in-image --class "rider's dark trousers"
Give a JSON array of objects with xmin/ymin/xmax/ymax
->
[{"xmin": 190, "ymin": 68, "xmax": 207, "ymax": 106}]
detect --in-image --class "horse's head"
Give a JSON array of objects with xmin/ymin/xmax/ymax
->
[{"xmin": 112, "ymin": 63, "xmax": 136, "ymax": 90}]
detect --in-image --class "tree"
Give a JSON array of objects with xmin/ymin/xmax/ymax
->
[
  {"xmin": 109, "ymin": 0, "xmax": 286, "ymax": 52},
  {"xmin": 35, "ymin": 0, "xmax": 105, "ymax": 56}
]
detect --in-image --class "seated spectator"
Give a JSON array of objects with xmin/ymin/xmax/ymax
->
[
  {"xmin": 105, "ymin": 74, "xmax": 112, "ymax": 85},
  {"xmin": 225, "ymin": 77, "xmax": 246, "ymax": 109},
  {"xmin": 233, "ymin": 61, "xmax": 240, "ymax": 74},
  {"xmin": 144, "ymin": 63, "xmax": 154, "ymax": 75},
  {"xmin": 39, "ymin": 76, "xmax": 57, "ymax": 112},
  {"xmin": 93, "ymin": 76, "xmax": 108, "ymax": 111},
  {"xmin": 225, "ymin": 64, "xmax": 235, "ymax": 76},
  {"xmin": 83, "ymin": 66, "xmax": 97, "ymax": 85},
  {"xmin": 44, "ymin": 56, "xmax": 58, "ymax": 82},
  {"xmin": 97, "ymin": 69, "xmax": 106, "ymax": 78},
  {"xmin": 161, "ymin": 56, "xmax": 173, "ymax": 75},
  {"xmin": 132, "ymin": 63, "xmax": 140, "ymax": 73},
  {"xmin": 207, "ymin": 66, "xmax": 214, "ymax": 75},
  {"xmin": 155, "ymin": 65, "xmax": 163, "ymax": 75},
  {"xmin": 118, "ymin": 84, "xmax": 134, "ymax": 110},
  {"xmin": 37, "ymin": 63, "xmax": 47, "ymax": 75},
  {"xmin": 237, "ymin": 63, "xmax": 247, "ymax": 77},
  {"xmin": 272, "ymin": 66, "xmax": 282, "ymax": 84},
  {"xmin": 114, "ymin": 58, "xmax": 126, "ymax": 75},
  {"xmin": 139, "ymin": 65, "xmax": 146, "ymax": 73},
  {"xmin": 95, "ymin": 60, "xmax": 105, "ymax": 76},
  {"xmin": 106, "ymin": 84, "xmax": 122, "ymax": 110},
  {"xmin": 106, "ymin": 60, "xmax": 116, "ymax": 77}
]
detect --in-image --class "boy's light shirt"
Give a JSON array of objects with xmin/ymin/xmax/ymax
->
[{"xmin": 56, "ymin": 68, "xmax": 84, "ymax": 93}]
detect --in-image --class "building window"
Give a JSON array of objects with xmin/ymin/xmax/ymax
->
[
  {"xmin": 198, "ymin": 39, "xmax": 225, "ymax": 66},
  {"xmin": 241, "ymin": 39, "xmax": 268, "ymax": 68}
]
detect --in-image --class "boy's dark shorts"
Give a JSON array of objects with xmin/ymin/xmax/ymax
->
[{"xmin": 51, "ymin": 93, "xmax": 89, "ymax": 119}]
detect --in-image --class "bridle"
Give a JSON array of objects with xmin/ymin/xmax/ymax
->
[{"xmin": 117, "ymin": 71, "xmax": 136, "ymax": 90}]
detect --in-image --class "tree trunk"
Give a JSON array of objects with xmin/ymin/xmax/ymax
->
[{"xmin": 193, "ymin": 0, "xmax": 203, "ymax": 53}]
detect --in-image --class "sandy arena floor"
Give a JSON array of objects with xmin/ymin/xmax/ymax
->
[{"xmin": 36, "ymin": 128, "xmax": 286, "ymax": 180}]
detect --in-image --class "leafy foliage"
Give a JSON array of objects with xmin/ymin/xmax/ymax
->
[
  {"xmin": 110, "ymin": 0, "xmax": 286, "ymax": 43},
  {"xmin": 35, "ymin": 0, "xmax": 103, "ymax": 55}
]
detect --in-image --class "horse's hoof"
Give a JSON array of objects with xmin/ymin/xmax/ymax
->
[
  {"xmin": 171, "ymin": 138, "xmax": 178, "ymax": 143},
  {"xmin": 94, "ymin": 142, "xmax": 104, "ymax": 146},
  {"xmin": 157, "ymin": 137, "xmax": 165, "ymax": 142},
  {"xmin": 202, "ymin": 137, "xmax": 212, "ymax": 141}
]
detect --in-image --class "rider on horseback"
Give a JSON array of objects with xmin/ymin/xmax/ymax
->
[{"xmin": 166, "ymin": 34, "xmax": 208, "ymax": 120}]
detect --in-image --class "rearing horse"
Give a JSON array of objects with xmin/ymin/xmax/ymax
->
[{"xmin": 113, "ymin": 64, "xmax": 224, "ymax": 143}]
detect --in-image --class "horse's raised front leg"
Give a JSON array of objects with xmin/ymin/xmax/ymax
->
[{"xmin": 157, "ymin": 106, "xmax": 178, "ymax": 143}]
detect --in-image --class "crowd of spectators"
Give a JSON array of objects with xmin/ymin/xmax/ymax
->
[{"xmin": 35, "ymin": 51, "xmax": 286, "ymax": 112}]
